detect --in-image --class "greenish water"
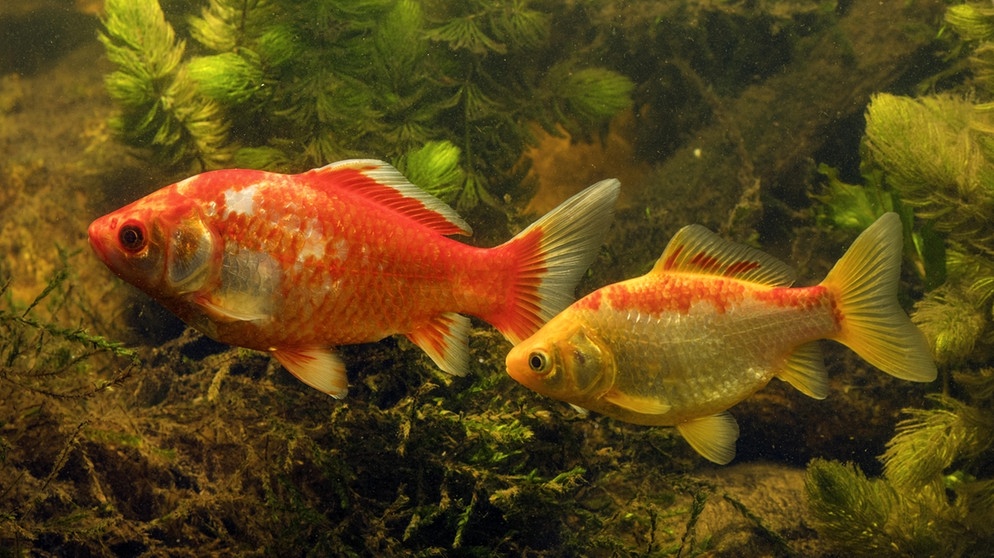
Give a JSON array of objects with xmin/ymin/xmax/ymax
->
[{"xmin": 3, "ymin": 1, "xmax": 988, "ymax": 556}]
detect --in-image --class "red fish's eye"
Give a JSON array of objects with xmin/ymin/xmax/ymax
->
[{"xmin": 118, "ymin": 223, "xmax": 147, "ymax": 253}]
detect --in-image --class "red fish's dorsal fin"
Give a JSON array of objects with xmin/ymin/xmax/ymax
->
[
  {"xmin": 653, "ymin": 224, "xmax": 796, "ymax": 287},
  {"xmin": 301, "ymin": 159, "xmax": 472, "ymax": 236}
]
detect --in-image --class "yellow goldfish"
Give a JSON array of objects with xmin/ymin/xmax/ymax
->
[{"xmin": 505, "ymin": 213, "xmax": 936, "ymax": 464}]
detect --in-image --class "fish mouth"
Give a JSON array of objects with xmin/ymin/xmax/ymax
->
[
  {"xmin": 504, "ymin": 342, "xmax": 529, "ymax": 380},
  {"xmin": 87, "ymin": 218, "xmax": 112, "ymax": 264}
]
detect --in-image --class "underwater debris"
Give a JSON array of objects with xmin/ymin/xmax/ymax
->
[
  {"xmin": 98, "ymin": 0, "xmax": 633, "ymax": 209},
  {"xmin": 0, "ymin": 259, "xmax": 141, "ymax": 550}
]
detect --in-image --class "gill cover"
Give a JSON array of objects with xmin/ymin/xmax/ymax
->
[
  {"xmin": 561, "ymin": 327, "xmax": 613, "ymax": 397},
  {"xmin": 167, "ymin": 215, "xmax": 215, "ymax": 293}
]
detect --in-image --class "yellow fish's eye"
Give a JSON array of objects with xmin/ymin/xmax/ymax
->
[
  {"xmin": 118, "ymin": 222, "xmax": 147, "ymax": 253},
  {"xmin": 528, "ymin": 350, "xmax": 550, "ymax": 374}
]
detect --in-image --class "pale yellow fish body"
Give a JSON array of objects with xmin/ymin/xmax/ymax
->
[{"xmin": 506, "ymin": 213, "xmax": 936, "ymax": 464}]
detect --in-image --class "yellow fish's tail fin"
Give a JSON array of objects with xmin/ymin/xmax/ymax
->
[
  {"xmin": 487, "ymin": 179, "xmax": 621, "ymax": 344},
  {"xmin": 821, "ymin": 212, "xmax": 936, "ymax": 382}
]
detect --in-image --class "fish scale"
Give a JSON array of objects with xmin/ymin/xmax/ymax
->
[
  {"xmin": 219, "ymin": 180, "xmax": 474, "ymax": 341},
  {"xmin": 506, "ymin": 213, "xmax": 937, "ymax": 464}
]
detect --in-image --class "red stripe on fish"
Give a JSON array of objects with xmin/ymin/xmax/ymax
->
[{"xmin": 602, "ymin": 276, "xmax": 749, "ymax": 315}]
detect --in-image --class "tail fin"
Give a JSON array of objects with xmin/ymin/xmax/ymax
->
[
  {"xmin": 821, "ymin": 212, "xmax": 936, "ymax": 382},
  {"xmin": 486, "ymin": 179, "xmax": 621, "ymax": 344}
]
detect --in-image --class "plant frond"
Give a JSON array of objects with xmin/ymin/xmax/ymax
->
[
  {"xmin": 883, "ymin": 395, "xmax": 994, "ymax": 489},
  {"xmin": 428, "ymin": 16, "xmax": 507, "ymax": 55}
]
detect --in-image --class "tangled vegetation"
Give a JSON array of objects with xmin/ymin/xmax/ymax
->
[{"xmin": 806, "ymin": 3, "xmax": 994, "ymax": 556}]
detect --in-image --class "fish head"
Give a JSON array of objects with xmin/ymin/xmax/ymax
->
[
  {"xmin": 88, "ymin": 186, "xmax": 218, "ymax": 301},
  {"xmin": 505, "ymin": 314, "xmax": 614, "ymax": 403}
]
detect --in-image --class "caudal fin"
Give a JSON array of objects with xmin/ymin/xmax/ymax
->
[
  {"xmin": 821, "ymin": 212, "xmax": 936, "ymax": 382},
  {"xmin": 486, "ymin": 179, "xmax": 621, "ymax": 344}
]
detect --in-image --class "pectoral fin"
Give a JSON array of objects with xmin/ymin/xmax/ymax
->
[
  {"xmin": 603, "ymin": 389, "xmax": 671, "ymax": 415},
  {"xmin": 675, "ymin": 412, "xmax": 740, "ymax": 465},
  {"xmin": 195, "ymin": 293, "xmax": 271, "ymax": 323},
  {"xmin": 406, "ymin": 312, "xmax": 470, "ymax": 376},
  {"xmin": 272, "ymin": 347, "xmax": 348, "ymax": 398}
]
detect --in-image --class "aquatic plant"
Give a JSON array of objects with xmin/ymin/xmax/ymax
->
[
  {"xmin": 98, "ymin": 0, "xmax": 633, "ymax": 209},
  {"xmin": 805, "ymin": 5, "xmax": 994, "ymax": 555},
  {"xmin": 98, "ymin": 0, "xmax": 228, "ymax": 168},
  {"xmin": 0, "ymin": 253, "xmax": 138, "ymax": 398},
  {"xmin": 0, "ymin": 256, "xmax": 140, "ymax": 552}
]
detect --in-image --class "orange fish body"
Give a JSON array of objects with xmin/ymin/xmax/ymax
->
[
  {"xmin": 89, "ymin": 160, "xmax": 620, "ymax": 397},
  {"xmin": 506, "ymin": 213, "xmax": 936, "ymax": 464}
]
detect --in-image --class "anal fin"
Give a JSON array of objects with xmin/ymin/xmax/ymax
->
[
  {"xmin": 405, "ymin": 312, "xmax": 471, "ymax": 377},
  {"xmin": 778, "ymin": 341, "xmax": 829, "ymax": 399},
  {"xmin": 272, "ymin": 347, "xmax": 348, "ymax": 398},
  {"xmin": 568, "ymin": 404, "xmax": 591, "ymax": 418},
  {"xmin": 675, "ymin": 412, "xmax": 740, "ymax": 465}
]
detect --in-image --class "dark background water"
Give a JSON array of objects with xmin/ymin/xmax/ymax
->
[{"xmin": 0, "ymin": 1, "xmax": 950, "ymax": 556}]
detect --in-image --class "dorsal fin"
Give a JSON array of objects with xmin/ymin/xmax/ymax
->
[
  {"xmin": 653, "ymin": 224, "xmax": 795, "ymax": 287},
  {"xmin": 301, "ymin": 159, "xmax": 472, "ymax": 236}
]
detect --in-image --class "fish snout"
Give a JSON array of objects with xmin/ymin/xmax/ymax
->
[{"xmin": 87, "ymin": 217, "xmax": 114, "ymax": 264}]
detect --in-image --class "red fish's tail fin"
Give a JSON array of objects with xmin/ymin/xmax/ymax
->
[
  {"xmin": 486, "ymin": 179, "xmax": 621, "ymax": 344},
  {"xmin": 821, "ymin": 212, "xmax": 936, "ymax": 382}
]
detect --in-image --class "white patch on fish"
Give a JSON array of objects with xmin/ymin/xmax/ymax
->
[
  {"xmin": 174, "ymin": 175, "xmax": 198, "ymax": 194},
  {"xmin": 297, "ymin": 220, "xmax": 329, "ymax": 261},
  {"xmin": 223, "ymin": 184, "xmax": 260, "ymax": 218}
]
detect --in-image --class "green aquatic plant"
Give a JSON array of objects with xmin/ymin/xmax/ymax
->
[
  {"xmin": 98, "ymin": 0, "xmax": 633, "ymax": 209},
  {"xmin": 806, "ymin": 7, "xmax": 994, "ymax": 554},
  {"xmin": 806, "ymin": 384, "xmax": 994, "ymax": 557},
  {"xmin": 814, "ymin": 163, "xmax": 946, "ymax": 290},
  {"xmin": 99, "ymin": 0, "xmax": 229, "ymax": 168},
  {"xmin": 0, "ymin": 255, "xmax": 138, "ymax": 398},
  {"xmin": 945, "ymin": 2, "xmax": 994, "ymax": 103},
  {"xmin": 0, "ymin": 257, "xmax": 140, "ymax": 551},
  {"xmin": 862, "ymin": 94, "xmax": 994, "ymax": 366}
]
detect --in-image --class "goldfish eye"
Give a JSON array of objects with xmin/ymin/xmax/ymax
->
[
  {"xmin": 118, "ymin": 223, "xmax": 147, "ymax": 253},
  {"xmin": 528, "ymin": 350, "xmax": 550, "ymax": 374}
]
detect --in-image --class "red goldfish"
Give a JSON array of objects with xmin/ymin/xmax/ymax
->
[
  {"xmin": 89, "ymin": 159, "xmax": 620, "ymax": 398},
  {"xmin": 506, "ymin": 213, "xmax": 936, "ymax": 464}
]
